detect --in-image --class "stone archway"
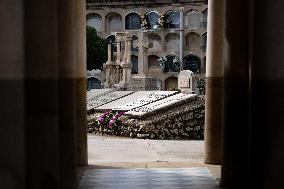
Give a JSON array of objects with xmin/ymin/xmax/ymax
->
[
  {"xmin": 125, "ymin": 12, "xmax": 141, "ymax": 30},
  {"xmin": 86, "ymin": 13, "xmax": 103, "ymax": 32},
  {"xmin": 164, "ymin": 10, "xmax": 180, "ymax": 29},
  {"xmin": 107, "ymin": 12, "xmax": 122, "ymax": 32},
  {"xmin": 184, "ymin": 54, "xmax": 201, "ymax": 73},
  {"xmin": 165, "ymin": 33, "xmax": 180, "ymax": 52}
]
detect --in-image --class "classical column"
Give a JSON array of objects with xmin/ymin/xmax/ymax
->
[
  {"xmin": 58, "ymin": 0, "xmax": 77, "ymax": 187},
  {"xmin": 75, "ymin": 0, "xmax": 88, "ymax": 167},
  {"xmin": 115, "ymin": 34, "xmax": 122, "ymax": 64},
  {"xmin": 204, "ymin": 0, "xmax": 224, "ymax": 165},
  {"xmin": 122, "ymin": 34, "xmax": 127, "ymax": 63},
  {"xmin": 179, "ymin": 7, "xmax": 184, "ymax": 71},
  {"xmin": 249, "ymin": 1, "xmax": 284, "ymax": 188},
  {"xmin": 107, "ymin": 43, "xmax": 112, "ymax": 63},
  {"xmin": 221, "ymin": 0, "xmax": 250, "ymax": 187},
  {"xmin": 102, "ymin": 16, "xmax": 106, "ymax": 33},
  {"xmin": 126, "ymin": 33, "xmax": 132, "ymax": 64},
  {"xmin": 138, "ymin": 31, "xmax": 148, "ymax": 75},
  {"xmin": 25, "ymin": 0, "xmax": 61, "ymax": 188},
  {"xmin": 121, "ymin": 33, "xmax": 132, "ymax": 87}
]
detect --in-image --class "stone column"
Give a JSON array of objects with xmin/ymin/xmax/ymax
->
[
  {"xmin": 179, "ymin": 7, "xmax": 184, "ymax": 71},
  {"xmin": 249, "ymin": 1, "xmax": 284, "ymax": 188},
  {"xmin": 75, "ymin": 0, "xmax": 88, "ymax": 167},
  {"xmin": 102, "ymin": 16, "xmax": 106, "ymax": 33},
  {"xmin": 25, "ymin": 0, "xmax": 61, "ymax": 188},
  {"xmin": 126, "ymin": 33, "xmax": 132, "ymax": 64},
  {"xmin": 121, "ymin": 33, "xmax": 132, "ymax": 87},
  {"xmin": 107, "ymin": 43, "xmax": 112, "ymax": 63},
  {"xmin": 58, "ymin": 0, "xmax": 78, "ymax": 187},
  {"xmin": 115, "ymin": 33, "xmax": 122, "ymax": 64},
  {"xmin": 123, "ymin": 34, "xmax": 127, "ymax": 63},
  {"xmin": 204, "ymin": 0, "xmax": 224, "ymax": 165},
  {"xmin": 221, "ymin": 0, "xmax": 250, "ymax": 187},
  {"xmin": 138, "ymin": 31, "xmax": 148, "ymax": 75}
]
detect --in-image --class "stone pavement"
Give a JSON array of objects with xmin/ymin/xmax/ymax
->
[
  {"xmin": 87, "ymin": 135, "xmax": 220, "ymax": 180},
  {"xmin": 79, "ymin": 168, "xmax": 220, "ymax": 189}
]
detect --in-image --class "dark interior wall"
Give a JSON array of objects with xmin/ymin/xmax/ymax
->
[{"xmin": 0, "ymin": 0, "xmax": 26, "ymax": 188}]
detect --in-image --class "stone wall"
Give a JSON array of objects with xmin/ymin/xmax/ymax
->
[{"xmin": 88, "ymin": 96, "xmax": 205, "ymax": 140}]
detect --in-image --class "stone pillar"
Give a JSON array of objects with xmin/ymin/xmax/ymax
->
[
  {"xmin": 121, "ymin": 33, "xmax": 132, "ymax": 88},
  {"xmin": 204, "ymin": 0, "xmax": 224, "ymax": 165},
  {"xmin": 250, "ymin": 1, "xmax": 284, "ymax": 188},
  {"xmin": 75, "ymin": 0, "xmax": 88, "ymax": 167},
  {"xmin": 58, "ymin": 0, "xmax": 78, "ymax": 187},
  {"xmin": 122, "ymin": 34, "xmax": 127, "ymax": 63},
  {"xmin": 107, "ymin": 43, "xmax": 112, "ymax": 63},
  {"xmin": 115, "ymin": 33, "xmax": 122, "ymax": 64},
  {"xmin": 102, "ymin": 16, "xmax": 106, "ymax": 33},
  {"xmin": 180, "ymin": 7, "xmax": 184, "ymax": 71},
  {"xmin": 25, "ymin": 0, "xmax": 61, "ymax": 188},
  {"xmin": 138, "ymin": 31, "xmax": 148, "ymax": 75},
  {"xmin": 126, "ymin": 35, "xmax": 132, "ymax": 64},
  {"xmin": 221, "ymin": 0, "xmax": 250, "ymax": 187}
]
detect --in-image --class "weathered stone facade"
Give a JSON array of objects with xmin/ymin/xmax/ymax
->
[{"xmin": 86, "ymin": 0, "xmax": 207, "ymax": 90}]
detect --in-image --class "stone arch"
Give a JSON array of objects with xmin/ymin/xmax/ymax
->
[
  {"xmin": 125, "ymin": 12, "xmax": 141, "ymax": 30},
  {"xmin": 202, "ymin": 8, "xmax": 208, "ymax": 28},
  {"xmin": 106, "ymin": 12, "xmax": 122, "ymax": 32},
  {"xmin": 87, "ymin": 77, "xmax": 102, "ymax": 90},
  {"xmin": 184, "ymin": 54, "xmax": 201, "ymax": 73},
  {"xmin": 164, "ymin": 10, "xmax": 180, "ymax": 29},
  {"xmin": 202, "ymin": 32, "xmax": 207, "ymax": 51},
  {"xmin": 148, "ymin": 33, "xmax": 162, "ymax": 51},
  {"xmin": 144, "ymin": 11, "xmax": 160, "ymax": 30},
  {"xmin": 165, "ymin": 33, "xmax": 180, "ymax": 52},
  {"xmin": 187, "ymin": 9, "xmax": 203, "ymax": 29},
  {"xmin": 131, "ymin": 55, "xmax": 138, "ymax": 74},
  {"xmin": 185, "ymin": 32, "xmax": 201, "ymax": 50},
  {"xmin": 165, "ymin": 76, "xmax": 178, "ymax": 91},
  {"xmin": 86, "ymin": 13, "xmax": 103, "ymax": 32}
]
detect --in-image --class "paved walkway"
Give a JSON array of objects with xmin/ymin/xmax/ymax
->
[{"xmin": 79, "ymin": 135, "xmax": 221, "ymax": 189}]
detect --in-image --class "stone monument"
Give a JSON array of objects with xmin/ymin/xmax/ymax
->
[
  {"xmin": 129, "ymin": 30, "xmax": 157, "ymax": 91},
  {"xmin": 178, "ymin": 70, "xmax": 196, "ymax": 94},
  {"xmin": 104, "ymin": 32, "xmax": 132, "ymax": 89},
  {"xmin": 119, "ymin": 32, "xmax": 132, "ymax": 89}
]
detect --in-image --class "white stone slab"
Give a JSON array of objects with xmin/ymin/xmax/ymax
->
[
  {"xmin": 113, "ymin": 91, "xmax": 178, "ymax": 111},
  {"xmin": 95, "ymin": 91, "xmax": 159, "ymax": 111},
  {"xmin": 87, "ymin": 89, "xmax": 114, "ymax": 101},
  {"xmin": 87, "ymin": 90, "xmax": 134, "ymax": 111},
  {"xmin": 126, "ymin": 93, "xmax": 196, "ymax": 117}
]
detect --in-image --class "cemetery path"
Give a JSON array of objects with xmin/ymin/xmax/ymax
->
[
  {"xmin": 78, "ymin": 135, "xmax": 221, "ymax": 189},
  {"xmin": 86, "ymin": 134, "xmax": 220, "ymax": 180}
]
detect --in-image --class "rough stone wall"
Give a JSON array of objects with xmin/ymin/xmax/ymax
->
[{"xmin": 88, "ymin": 96, "xmax": 205, "ymax": 140}]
